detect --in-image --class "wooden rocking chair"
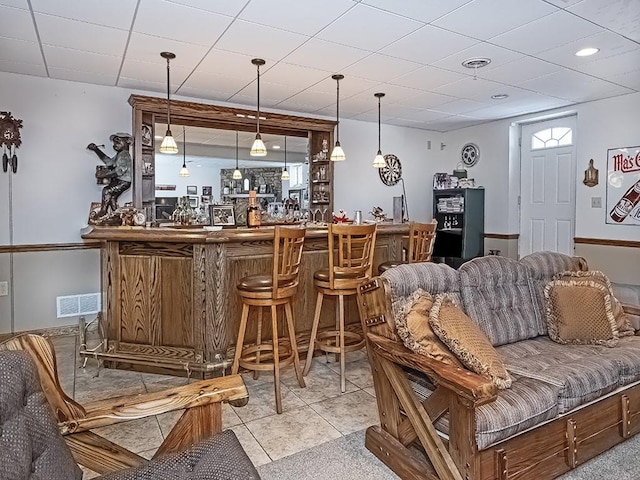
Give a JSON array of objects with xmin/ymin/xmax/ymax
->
[{"xmin": 0, "ymin": 334, "xmax": 253, "ymax": 476}]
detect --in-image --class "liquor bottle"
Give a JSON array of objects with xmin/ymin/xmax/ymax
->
[
  {"xmin": 610, "ymin": 179, "xmax": 640, "ymax": 223},
  {"xmin": 247, "ymin": 190, "xmax": 261, "ymax": 228}
]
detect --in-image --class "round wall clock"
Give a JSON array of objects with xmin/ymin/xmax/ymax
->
[
  {"xmin": 461, "ymin": 143, "xmax": 480, "ymax": 167},
  {"xmin": 379, "ymin": 154, "xmax": 402, "ymax": 186}
]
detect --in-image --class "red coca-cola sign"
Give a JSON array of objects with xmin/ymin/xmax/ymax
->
[{"xmin": 607, "ymin": 145, "xmax": 640, "ymax": 226}]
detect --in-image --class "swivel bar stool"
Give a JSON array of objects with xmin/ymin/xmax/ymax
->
[
  {"xmin": 378, "ymin": 220, "xmax": 437, "ymax": 274},
  {"xmin": 303, "ymin": 223, "xmax": 377, "ymax": 393},
  {"xmin": 232, "ymin": 226, "xmax": 306, "ymax": 414}
]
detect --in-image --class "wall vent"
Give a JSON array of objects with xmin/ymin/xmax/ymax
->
[{"xmin": 56, "ymin": 293, "xmax": 101, "ymax": 318}]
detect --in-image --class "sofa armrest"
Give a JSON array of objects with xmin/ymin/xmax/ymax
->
[
  {"xmin": 62, "ymin": 374, "xmax": 248, "ymax": 434},
  {"xmin": 622, "ymin": 303, "xmax": 640, "ymax": 317},
  {"xmin": 367, "ymin": 332, "xmax": 497, "ymax": 407}
]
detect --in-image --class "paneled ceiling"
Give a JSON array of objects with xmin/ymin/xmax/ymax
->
[{"xmin": 1, "ymin": 0, "xmax": 639, "ymax": 132}]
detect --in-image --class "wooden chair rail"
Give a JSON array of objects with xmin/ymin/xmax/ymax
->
[{"xmin": 367, "ymin": 333, "xmax": 497, "ymax": 406}]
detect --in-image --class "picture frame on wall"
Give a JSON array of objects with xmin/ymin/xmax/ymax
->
[
  {"xmin": 202, "ymin": 185, "xmax": 212, "ymax": 196},
  {"xmin": 210, "ymin": 205, "xmax": 236, "ymax": 226},
  {"xmin": 141, "ymin": 123, "xmax": 153, "ymax": 147},
  {"xmin": 188, "ymin": 196, "xmax": 198, "ymax": 208},
  {"xmin": 186, "ymin": 185, "xmax": 197, "ymax": 195}
]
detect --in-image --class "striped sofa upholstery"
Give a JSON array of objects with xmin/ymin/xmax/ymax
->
[{"xmin": 383, "ymin": 253, "xmax": 640, "ymax": 450}]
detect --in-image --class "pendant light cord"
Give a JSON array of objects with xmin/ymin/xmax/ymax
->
[
  {"xmin": 256, "ymin": 64, "xmax": 261, "ymax": 134},
  {"xmin": 335, "ymin": 79, "xmax": 340, "ymax": 142},
  {"xmin": 377, "ymin": 95, "xmax": 381, "ymax": 152},
  {"xmin": 182, "ymin": 126, "xmax": 186, "ymax": 166},
  {"xmin": 166, "ymin": 57, "xmax": 171, "ymax": 128},
  {"xmin": 284, "ymin": 136, "xmax": 287, "ymax": 169},
  {"xmin": 235, "ymin": 130, "xmax": 239, "ymax": 169}
]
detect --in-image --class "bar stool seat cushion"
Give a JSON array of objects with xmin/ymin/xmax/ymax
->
[
  {"xmin": 313, "ymin": 268, "xmax": 362, "ymax": 283},
  {"xmin": 237, "ymin": 274, "xmax": 296, "ymax": 293},
  {"xmin": 378, "ymin": 260, "xmax": 407, "ymax": 273}
]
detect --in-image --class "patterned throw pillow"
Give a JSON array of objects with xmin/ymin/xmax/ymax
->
[
  {"xmin": 428, "ymin": 294, "xmax": 512, "ymax": 389},
  {"xmin": 395, "ymin": 290, "xmax": 462, "ymax": 367},
  {"xmin": 544, "ymin": 279, "xmax": 619, "ymax": 347},
  {"xmin": 554, "ymin": 270, "xmax": 634, "ymax": 337}
]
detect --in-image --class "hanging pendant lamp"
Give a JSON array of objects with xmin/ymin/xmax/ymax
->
[
  {"xmin": 330, "ymin": 74, "xmax": 345, "ymax": 161},
  {"xmin": 281, "ymin": 136, "xmax": 290, "ymax": 180},
  {"xmin": 373, "ymin": 92, "xmax": 386, "ymax": 168},
  {"xmin": 250, "ymin": 58, "xmax": 267, "ymax": 156},
  {"xmin": 159, "ymin": 52, "xmax": 178, "ymax": 154},
  {"xmin": 178, "ymin": 126, "xmax": 189, "ymax": 177},
  {"xmin": 233, "ymin": 130, "xmax": 242, "ymax": 179}
]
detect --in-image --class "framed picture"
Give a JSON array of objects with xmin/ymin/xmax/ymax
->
[
  {"xmin": 201, "ymin": 195, "xmax": 211, "ymax": 204},
  {"xmin": 210, "ymin": 205, "xmax": 236, "ymax": 226},
  {"xmin": 141, "ymin": 123, "xmax": 153, "ymax": 147},
  {"xmin": 202, "ymin": 185, "xmax": 212, "ymax": 196},
  {"xmin": 258, "ymin": 184, "xmax": 267, "ymax": 194},
  {"xmin": 289, "ymin": 188, "xmax": 302, "ymax": 204},
  {"xmin": 188, "ymin": 196, "xmax": 198, "ymax": 208},
  {"xmin": 186, "ymin": 185, "xmax": 197, "ymax": 195}
]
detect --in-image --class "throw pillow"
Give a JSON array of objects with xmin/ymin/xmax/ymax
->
[
  {"xmin": 554, "ymin": 270, "xmax": 634, "ymax": 337},
  {"xmin": 544, "ymin": 279, "xmax": 619, "ymax": 347},
  {"xmin": 428, "ymin": 294, "xmax": 512, "ymax": 389},
  {"xmin": 395, "ymin": 290, "xmax": 463, "ymax": 367}
]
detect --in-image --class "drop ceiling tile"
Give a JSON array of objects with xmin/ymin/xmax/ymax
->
[
  {"xmin": 43, "ymin": 45, "xmax": 121, "ymax": 74},
  {"xmin": 0, "ymin": 5, "xmax": 38, "ymax": 42},
  {"xmin": 119, "ymin": 58, "xmax": 192, "ymax": 85},
  {"xmin": 179, "ymin": 70, "xmax": 250, "ymax": 97},
  {"xmin": 536, "ymin": 31, "xmax": 638, "ymax": 69},
  {"xmin": 390, "ymin": 108, "xmax": 452, "ymax": 122},
  {"xmin": 434, "ymin": 98, "xmax": 488, "ymax": 115},
  {"xmin": 48, "ymin": 66, "xmax": 117, "ymax": 86},
  {"xmin": 520, "ymin": 68, "xmax": 633, "ymax": 101},
  {"xmin": 478, "ymin": 56, "xmax": 562, "ymax": 84},
  {"xmin": 568, "ymin": 0, "xmax": 640, "ymax": 43},
  {"xmin": 393, "ymin": 65, "xmax": 466, "ymax": 91},
  {"xmin": 310, "ymin": 75, "xmax": 380, "ymax": 98},
  {"xmin": 433, "ymin": 0, "xmax": 556, "ymax": 40},
  {"xmin": 30, "ymin": 0, "xmax": 137, "ymax": 29},
  {"xmin": 230, "ymin": 81, "xmax": 302, "ymax": 106},
  {"xmin": 272, "ymin": 99, "xmax": 325, "ymax": 114},
  {"xmin": 125, "ymin": 32, "xmax": 209, "ymax": 68},
  {"xmin": 344, "ymin": 54, "xmax": 422, "ymax": 83},
  {"xmin": 215, "ymin": 20, "xmax": 309, "ymax": 61},
  {"xmin": 490, "ymin": 10, "xmax": 603, "ymax": 55},
  {"xmin": 35, "ymin": 13, "xmax": 128, "ymax": 56},
  {"xmin": 0, "ymin": 37, "xmax": 43, "ymax": 65},
  {"xmin": 178, "ymin": 86, "xmax": 230, "ymax": 102},
  {"xmin": 134, "ymin": 0, "xmax": 233, "ymax": 47},
  {"xmin": 574, "ymin": 48, "xmax": 640, "ymax": 79},
  {"xmin": 316, "ymin": 3, "xmax": 423, "ymax": 52},
  {"xmin": 262, "ymin": 62, "xmax": 331, "ymax": 87},
  {"xmin": 421, "ymin": 116, "xmax": 486, "ymax": 132},
  {"xmin": 433, "ymin": 43, "xmax": 524, "ymax": 73},
  {"xmin": 606, "ymin": 68, "xmax": 640, "ymax": 90},
  {"xmin": 274, "ymin": 89, "xmax": 336, "ymax": 111},
  {"xmin": 395, "ymin": 90, "xmax": 456, "ymax": 109},
  {"xmin": 0, "ymin": 59, "xmax": 46, "ymax": 77},
  {"xmin": 380, "ymin": 25, "xmax": 478, "ymax": 64},
  {"xmin": 360, "ymin": 0, "xmax": 472, "ymax": 23},
  {"xmin": 0, "ymin": 0, "xmax": 28, "ymax": 8},
  {"xmin": 164, "ymin": 0, "xmax": 247, "ymax": 17},
  {"xmin": 239, "ymin": 0, "xmax": 354, "ymax": 36},
  {"xmin": 195, "ymin": 48, "xmax": 266, "ymax": 80},
  {"xmin": 357, "ymin": 84, "xmax": 427, "ymax": 105},
  {"xmin": 544, "ymin": 0, "xmax": 581, "ymax": 7},
  {"xmin": 117, "ymin": 76, "xmax": 165, "ymax": 94},
  {"xmin": 435, "ymin": 77, "xmax": 511, "ymax": 101},
  {"xmin": 282, "ymin": 38, "xmax": 370, "ymax": 72}
]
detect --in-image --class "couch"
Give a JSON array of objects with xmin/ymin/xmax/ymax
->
[{"xmin": 357, "ymin": 252, "xmax": 640, "ymax": 480}]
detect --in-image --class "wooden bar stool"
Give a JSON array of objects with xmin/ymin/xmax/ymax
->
[
  {"xmin": 232, "ymin": 226, "xmax": 306, "ymax": 414},
  {"xmin": 377, "ymin": 220, "xmax": 437, "ymax": 274},
  {"xmin": 303, "ymin": 223, "xmax": 377, "ymax": 393}
]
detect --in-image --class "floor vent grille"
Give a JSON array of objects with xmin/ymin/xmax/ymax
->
[{"xmin": 56, "ymin": 293, "xmax": 101, "ymax": 318}]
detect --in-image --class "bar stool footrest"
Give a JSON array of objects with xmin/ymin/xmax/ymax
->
[
  {"xmin": 238, "ymin": 342, "xmax": 295, "ymax": 372},
  {"xmin": 315, "ymin": 330, "xmax": 365, "ymax": 354}
]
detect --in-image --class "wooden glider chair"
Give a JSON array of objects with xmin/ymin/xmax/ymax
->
[{"xmin": 0, "ymin": 334, "xmax": 260, "ymax": 479}]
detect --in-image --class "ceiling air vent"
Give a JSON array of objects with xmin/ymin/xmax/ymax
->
[{"xmin": 56, "ymin": 293, "xmax": 101, "ymax": 318}]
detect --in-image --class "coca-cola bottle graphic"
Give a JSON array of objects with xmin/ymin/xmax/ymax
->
[{"xmin": 610, "ymin": 178, "xmax": 640, "ymax": 223}]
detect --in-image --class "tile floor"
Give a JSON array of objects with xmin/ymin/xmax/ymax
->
[{"xmin": 47, "ymin": 334, "xmax": 379, "ymax": 478}]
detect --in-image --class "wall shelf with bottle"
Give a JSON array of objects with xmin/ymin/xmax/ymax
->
[{"xmin": 223, "ymin": 193, "xmax": 275, "ymax": 199}]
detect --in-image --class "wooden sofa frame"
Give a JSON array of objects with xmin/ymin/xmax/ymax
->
[{"xmin": 356, "ymin": 276, "xmax": 640, "ymax": 480}]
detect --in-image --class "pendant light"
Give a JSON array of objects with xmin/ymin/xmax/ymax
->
[
  {"xmin": 159, "ymin": 52, "xmax": 178, "ymax": 154},
  {"xmin": 281, "ymin": 136, "xmax": 290, "ymax": 180},
  {"xmin": 373, "ymin": 92, "xmax": 386, "ymax": 168},
  {"xmin": 330, "ymin": 74, "xmax": 345, "ymax": 161},
  {"xmin": 233, "ymin": 130, "xmax": 242, "ymax": 179},
  {"xmin": 250, "ymin": 58, "xmax": 267, "ymax": 156},
  {"xmin": 178, "ymin": 126, "xmax": 189, "ymax": 177}
]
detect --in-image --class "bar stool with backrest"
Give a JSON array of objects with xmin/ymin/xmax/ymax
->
[
  {"xmin": 377, "ymin": 220, "xmax": 437, "ymax": 274},
  {"xmin": 303, "ymin": 223, "xmax": 377, "ymax": 393},
  {"xmin": 232, "ymin": 226, "xmax": 306, "ymax": 414}
]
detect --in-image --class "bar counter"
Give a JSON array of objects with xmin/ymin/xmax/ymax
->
[{"xmin": 82, "ymin": 223, "xmax": 408, "ymax": 376}]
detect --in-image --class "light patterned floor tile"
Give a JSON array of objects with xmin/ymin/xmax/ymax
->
[
  {"xmin": 310, "ymin": 390, "xmax": 379, "ymax": 435},
  {"xmin": 92, "ymin": 416, "xmax": 164, "ymax": 454},
  {"xmin": 325, "ymin": 358, "xmax": 374, "ymax": 389},
  {"xmin": 283, "ymin": 360, "xmax": 358, "ymax": 404},
  {"xmin": 230, "ymin": 424, "xmax": 272, "ymax": 467},
  {"xmin": 244, "ymin": 405, "xmax": 342, "ymax": 460},
  {"xmin": 232, "ymin": 381, "xmax": 305, "ymax": 423}
]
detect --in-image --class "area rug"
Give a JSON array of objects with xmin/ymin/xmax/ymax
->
[{"xmin": 258, "ymin": 429, "xmax": 640, "ymax": 480}]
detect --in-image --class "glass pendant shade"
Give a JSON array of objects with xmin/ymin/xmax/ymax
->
[
  {"xmin": 330, "ymin": 142, "xmax": 346, "ymax": 161},
  {"xmin": 179, "ymin": 164, "xmax": 190, "ymax": 177},
  {"xmin": 281, "ymin": 168, "xmax": 290, "ymax": 180},
  {"xmin": 331, "ymin": 74, "xmax": 346, "ymax": 162},
  {"xmin": 373, "ymin": 151, "xmax": 386, "ymax": 168},
  {"xmin": 233, "ymin": 130, "xmax": 242, "ymax": 179},
  {"xmin": 250, "ymin": 134, "xmax": 267, "ymax": 156},
  {"xmin": 373, "ymin": 92, "xmax": 386, "ymax": 168},
  {"xmin": 160, "ymin": 129, "xmax": 178, "ymax": 154}
]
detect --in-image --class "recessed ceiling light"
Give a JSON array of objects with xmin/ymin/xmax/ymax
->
[
  {"xmin": 575, "ymin": 47, "xmax": 599, "ymax": 57},
  {"xmin": 491, "ymin": 93, "xmax": 509, "ymax": 100},
  {"xmin": 461, "ymin": 57, "xmax": 491, "ymax": 69},
  {"xmin": 272, "ymin": 145, "xmax": 281, "ymax": 149}
]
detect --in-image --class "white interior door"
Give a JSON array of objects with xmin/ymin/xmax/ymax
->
[{"xmin": 520, "ymin": 117, "xmax": 577, "ymax": 257}]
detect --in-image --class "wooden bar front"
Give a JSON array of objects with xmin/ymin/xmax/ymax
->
[{"xmin": 82, "ymin": 224, "xmax": 408, "ymax": 376}]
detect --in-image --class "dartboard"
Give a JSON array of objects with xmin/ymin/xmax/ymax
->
[
  {"xmin": 379, "ymin": 154, "xmax": 402, "ymax": 186},
  {"xmin": 461, "ymin": 143, "xmax": 480, "ymax": 167}
]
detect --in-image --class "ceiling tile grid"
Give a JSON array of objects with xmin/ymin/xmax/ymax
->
[{"xmin": 0, "ymin": 0, "xmax": 637, "ymax": 132}]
